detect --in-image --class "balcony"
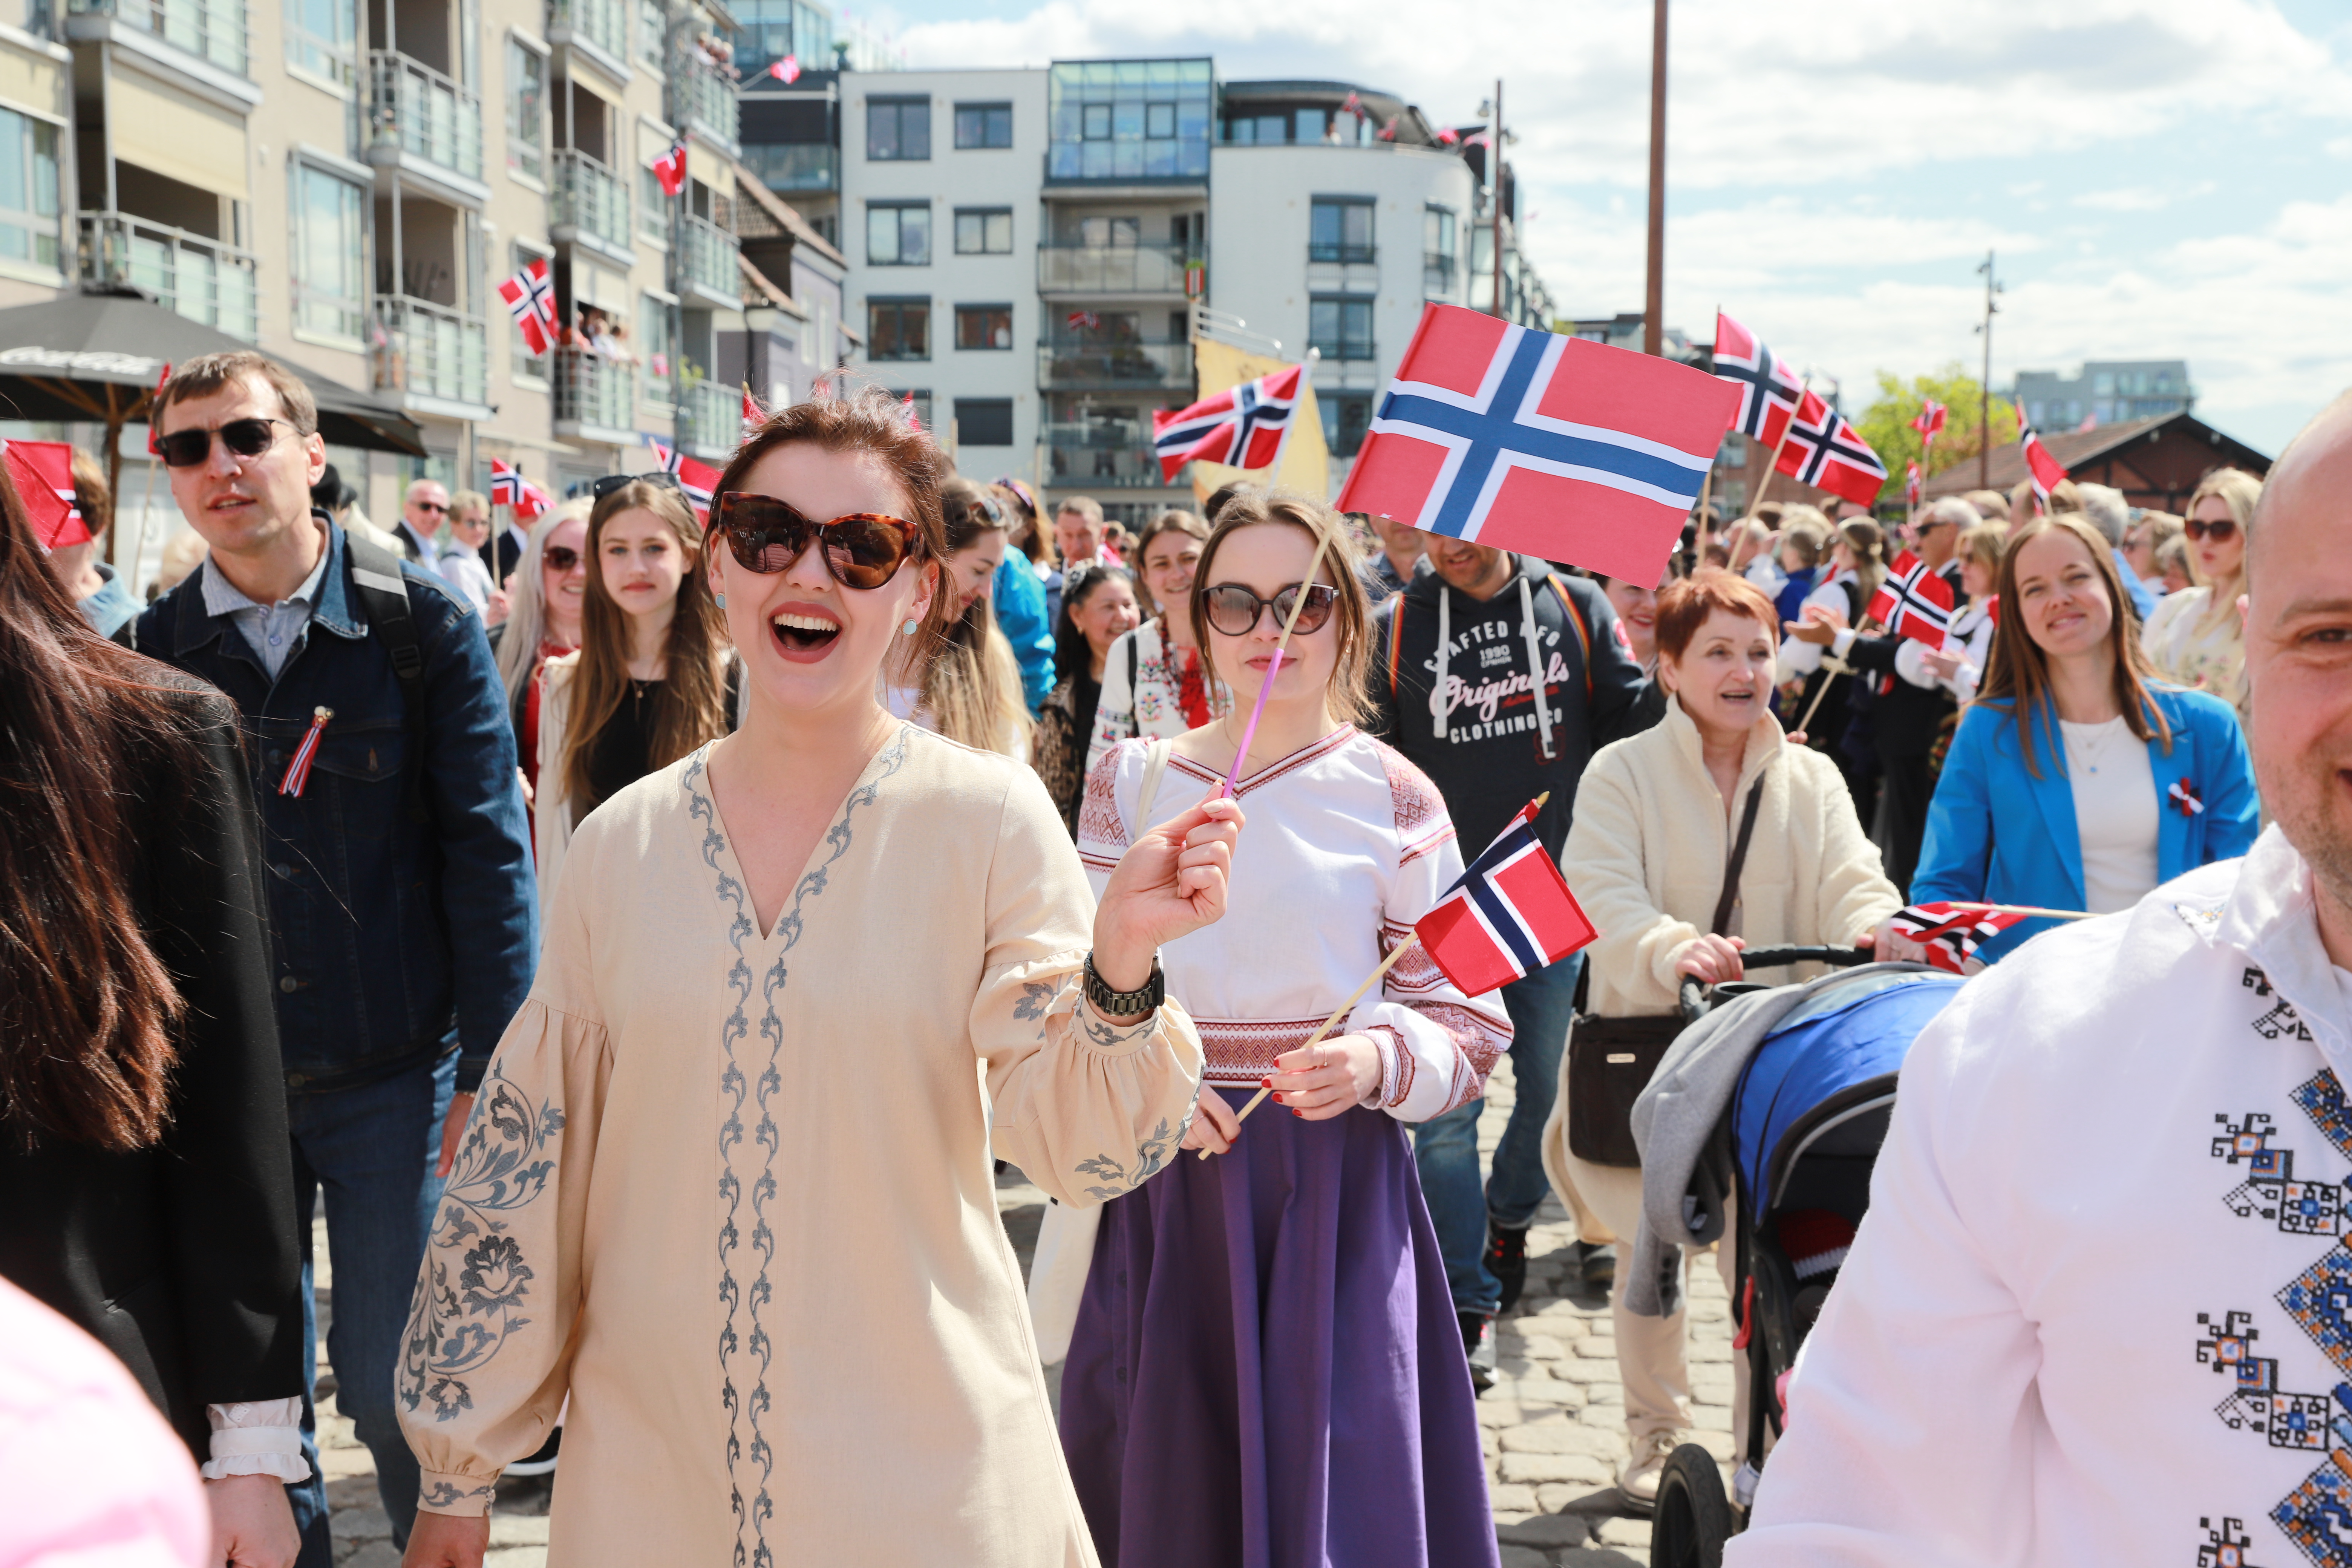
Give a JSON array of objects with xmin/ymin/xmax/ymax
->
[
  {"xmin": 1046, "ymin": 441, "xmax": 1165, "ymax": 489},
  {"xmin": 675, "ymin": 379, "xmax": 735, "ymax": 460},
  {"xmin": 741, "ymin": 141, "xmax": 836, "ymax": 195},
  {"xmin": 67, "ymin": 0, "xmax": 249, "ymax": 79},
  {"xmin": 551, "ymin": 348, "xmax": 637, "ymax": 444},
  {"xmin": 550, "ymin": 149, "xmax": 632, "ymax": 262},
  {"xmin": 547, "ymin": 0, "xmax": 629, "ymax": 79},
  {"xmin": 1037, "ymin": 339, "xmax": 1192, "ymax": 391},
  {"xmin": 372, "ymin": 295, "xmax": 487, "ymax": 412},
  {"xmin": 1307, "ymin": 241, "xmax": 1375, "ymax": 265},
  {"xmin": 369, "ymin": 51, "xmax": 484, "ymax": 188},
  {"xmin": 1038, "ymin": 240, "xmax": 1194, "ymax": 296},
  {"xmin": 672, "ymin": 53, "xmax": 739, "ymax": 155},
  {"xmin": 1041, "ymin": 418, "xmax": 1149, "ymax": 449},
  {"xmin": 80, "ymin": 212, "xmax": 257, "ymax": 340},
  {"xmin": 678, "ymin": 210, "xmax": 741, "ymax": 309}
]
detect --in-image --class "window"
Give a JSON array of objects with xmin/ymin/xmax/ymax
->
[
  {"xmin": 891, "ymin": 390, "xmax": 933, "ymax": 431},
  {"xmin": 1309, "ymin": 296, "xmax": 1375, "ymax": 360},
  {"xmin": 1145, "ymin": 102, "xmax": 1175, "ymax": 139},
  {"xmin": 641, "ymin": 293, "xmax": 675, "ymax": 395},
  {"xmin": 1295, "ymin": 108, "xmax": 1325, "ymax": 143},
  {"xmin": 637, "ymin": 0, "xmax": 663, "ymax": 66},
  {"xmin": 285, "ymin": 0, "xmax": 355, "ymax": 86},
  {"xmin": 0, "ymin": 108, "xmax": 58, "ymax": 273},
  {"xmin": 1718, "ymin": 432, "xmax": 1747, "ymax": 466},
  {"xmin": 867, "ymin": 97, "xmax": 931, "ymax": 161},
  {"xmin": 1321, "ymin": 394, "xmax": 1372, "ymax": 458},
  {"xmin": 1045, "ymin": 58, "xmax": 1214, "ymax": 182},
  {"xmin": 1077, "ymin": 215, "xmax": 1139, "ymax": 248},
  {"xmin": 954, "ymin": 102, "xmax": 1012, "ymax": 149},
  {"xmin": 956, "ymin": 398, "xmax": 1014, "ymax": 447},
  {"xmin": 867, "ymin": 202, "xmax": 930, "ymax": 266},
  {"xmin": 639, "ymin": 164, "xmax": 669, "ymax": 243},
  {"xmin": 868, "ymin": 299, "xmax": 929, "ymax": 361},
  {"xmin": 1423, "ymin": 205, "xmax": 1456, "ymax": 267},
  {"xmin": 1310, "ymin": 197, "xmax": 1375, "ymax": 263},
  {"xmin": 1081, "ymin": 102, "xmax": 1110, "ymax": 139},
  {"xmin": 509, "ymin": 242, "xmax": 550, "ymax": 381},
  {"xmin": 954, "ymin": 207, "xmax": 1012, "ymax": 255},
  {"xmin": 289, "ymin": 161, "xmax": 365, "ymax": 344},
  {"xmin": 506, "ymin": 38, "xmax": 546, "ymax": 183},
  {"xmin": 955, "ymin": 305, "xmax": 1012, "ymax": 351}
]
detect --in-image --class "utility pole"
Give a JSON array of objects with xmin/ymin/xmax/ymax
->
[
  {"xmin": 1644, "ymin": 0, "xmax": 1667, "ymax": 355},
  {"xmin": 1975, "ymin": 250, "xmax": 2000, "ymax": 489},
  {"xmin": 1489, "ymin": 78, "xmax": 1505, "ymax": 321}
]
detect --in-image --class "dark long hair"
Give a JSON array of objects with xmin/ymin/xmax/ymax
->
[
  {"xmin": 1056, "ymin": 561, "xmax": 1134, "ymax": 685},
  {"xmin": 0, "ymin": 458, "xmax": 204, "ymax": 1150}
]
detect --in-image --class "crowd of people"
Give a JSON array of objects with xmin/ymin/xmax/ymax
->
[{"xmin": 0, "ymin": 338, "xmax": 2346, "ymax": 1568}]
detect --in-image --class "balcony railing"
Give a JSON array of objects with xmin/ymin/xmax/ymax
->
[
  {"xmin": 671, "ymin": 53, "xmax": 739, "ymax": 150},
  {"xmin": 1037, "ymin": 339, "xmax": 1193, "ymax": 390},
  {"xmin": 552, "ymin": 347, "xmax": 635, "ymax": 436},
  {"xmin": 1037, "ymin": 241, "xmax": 1195, "ymax": 295},
  {"xmin": 679, "ymin": 211, "xmax": 739, "ymax": 300},
  {"xmin": 547, "ymin": 0, "xmax": 628, "ymax": 66},
  {"xmin": 676, "ymin": 379, "xmax": 735, "ymax": 459},
  {"xmin": 80, "ymin": 212, "xmax": 257, "ymax": 339},
  {"xmin": 369, "ymin": 51, "xmax": 484, "ymax": 182},
  {"xmin": 69, "ymin": 0, "xmax": 248, "ymax": 75},
  {"xmin": 372, "ymin": 295, "xmax": 487, "ymax": 406},
  {"xmin": 1308, "ymin": 241, "xmax": 1375, "ymax": 264},
  {"xmin": 741, "ymin": 141, "xmax": 836, "ymax": 194},
  {"xmin": 1040, "ymin": 419, "xmax": 1149, "ymax": 450},
  {"xmin": 551, "ymin": 149, "xmax": 631, "ymax": 254},
  {"xmin": 1046, "ymin": 442, "xmax": 1165, "ymax": 489}
]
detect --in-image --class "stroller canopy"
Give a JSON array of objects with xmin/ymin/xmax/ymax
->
[{"xmin": 1731, "ymin": 969, "xmax": 1963, "ymax": 1214}]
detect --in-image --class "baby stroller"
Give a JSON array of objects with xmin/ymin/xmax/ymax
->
[{"xmin": 1639, "ymin": 948, "xmax": 1967, "ymax": 1568}]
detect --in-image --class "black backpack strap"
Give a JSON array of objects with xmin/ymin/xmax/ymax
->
[{"xmin": 343, "ymin": 531, "xmax": 432, "ymax": 824}]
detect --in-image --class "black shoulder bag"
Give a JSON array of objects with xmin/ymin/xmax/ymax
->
[{"xmin": 1565, "ymin": 776, "xmax": 1766, "ymax": 1168}]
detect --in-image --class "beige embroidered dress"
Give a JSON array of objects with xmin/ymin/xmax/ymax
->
[{"xmin": 395, "ymin": 724, "xmax": 1204, "ymax": 1566}]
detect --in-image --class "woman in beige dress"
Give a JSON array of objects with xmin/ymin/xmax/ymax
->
[{"xmin": 397, "ymin": 393, "xmax": 1242, "ymax": 1568}]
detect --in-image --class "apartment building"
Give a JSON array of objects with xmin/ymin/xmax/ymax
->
[{"xmin": 2014, "ymin": 359, "xmax": 2195, "ymax": 432}]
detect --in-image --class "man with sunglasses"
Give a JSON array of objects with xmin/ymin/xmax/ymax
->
[{"xmin": 131, "ymin": 352, "xmax": 537, "ymax": 1568}]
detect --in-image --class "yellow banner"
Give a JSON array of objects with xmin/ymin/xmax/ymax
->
[{"xmin": 1187, "ymin": 338, "xmax": 1330, "ymax": 506}]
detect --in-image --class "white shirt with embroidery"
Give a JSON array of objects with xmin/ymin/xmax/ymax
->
[{"xmin": 1728, "ymin": 825, "xmax": 2352, "ymax": 1568}]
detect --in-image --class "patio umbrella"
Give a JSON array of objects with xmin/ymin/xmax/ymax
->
[{"xmin": 0, "ymin": 285, "xmax": 429, "ymax": 562}]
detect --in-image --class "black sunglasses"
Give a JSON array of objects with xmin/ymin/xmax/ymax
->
[
  {"xmin": 711, "ymin": 492, "xmax": 922, "ymax": 591},
  {"xmin": 1201, "ymin": 581, "xmax": 1338, "ymax": 638},
  {"xmin": 157, "ymin": 416, "xmax": 296, "ymax": 469},
  {"xmin": 543, "ymin": 544, "xmax": 581, "ymax": 573},
  {"xmin": 591, "ymin": 470, "xmax": 685, "ymax": 500},
  {"xmin": 2185, "ymin": 516, "xmax": 2238, "ymax": 542}
]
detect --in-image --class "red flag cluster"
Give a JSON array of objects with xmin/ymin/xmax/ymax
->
[{"xmin": 1709, "ymin": 310, "xmax": 1890, "ymax": 507}]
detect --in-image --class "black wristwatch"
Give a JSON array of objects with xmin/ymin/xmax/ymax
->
[{"xmin": 1082, "ymin": 952, "xmax": 1165, "ymax": 1019}]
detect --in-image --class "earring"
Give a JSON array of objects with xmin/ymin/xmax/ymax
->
[
  {"xmin": 900, "ymin": 618, "xmax": 919, "ymax": 636},
  {"xmin": 714, "ymin": 591, "xmax": 727, "ymax": 608}
]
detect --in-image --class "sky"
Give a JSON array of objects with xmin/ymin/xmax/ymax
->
[{"xmin": 858, "ymin": 0, "xmax": 2352, "ymax": 457}]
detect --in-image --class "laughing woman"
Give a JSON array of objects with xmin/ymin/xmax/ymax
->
[{"xmin": 397, "ymin": 394, "xmax": 1241, "ymax": 1568}]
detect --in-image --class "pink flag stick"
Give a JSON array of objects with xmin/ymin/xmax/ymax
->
[{"xmin": 1216, "ymin": 533, "xmax": 1327, "ymax": 799}]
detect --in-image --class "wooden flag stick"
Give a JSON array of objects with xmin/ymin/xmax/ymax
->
[
  {"xmin": 1198, "ymin": 934, "xmax": 1421, "ymax": 1159},
  {"xmin": 1946, "ymin": 900, "xmax": 2096, "ymax": 922},
  {"xmin": 1218, "ymin": 532, "xmax": 1329, "ymax": 799}
]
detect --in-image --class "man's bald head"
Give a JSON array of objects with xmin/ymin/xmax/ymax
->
[{"xmin": 2249, "ymin": 389, "xmax": 2352, "ymax": 593}]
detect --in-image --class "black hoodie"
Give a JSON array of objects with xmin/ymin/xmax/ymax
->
[{"xmin": 1366, "ymin": 554, "xmax": 1658, "ymax": 865}]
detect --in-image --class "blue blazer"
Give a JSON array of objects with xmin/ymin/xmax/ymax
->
[{"xmin": 1913, "ymin": 685, "xmax": 2259, "ymax": 960}]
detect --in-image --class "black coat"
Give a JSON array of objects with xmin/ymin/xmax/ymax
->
[
  {"xmin": 1842, "ymin": 563, "xmax": 1965, "ymax": 755},
  {"xmin": 0, "ymin": 671, "xmax": 306, "ymax": 1461}
]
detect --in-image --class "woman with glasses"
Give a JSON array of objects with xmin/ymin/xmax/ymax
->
[
  {"xmin": 395, "ymin": 393, "xmax": 1240, "ymax": 1568},
  {"xmin": 886, "ymin": 477, "xmax": 1031, "ymax": 757},
  {"xmin": 2141, "ymin": 468, "xmax": 2262, "ymax": 716},
  {"xmin": 492, "ymin": 500, "xmax": 590, "ymax": 830},
  {"xmin": 1086, "ymin": 509, "xmax": 1224, "ymax": 773},
  {"xmin": 1062, "ymin": 493, "xmax": 1507, "ymax": 1568},
  {"xmin": 531, "ymin": 478, "xmax": 735, "ymax": 903},
  {"xmin": 1032, "ymin": 560, "xmax": 1142, "ymax": 832}
]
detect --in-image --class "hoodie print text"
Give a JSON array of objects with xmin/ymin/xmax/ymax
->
[{"xmin": 1422, "ymin": 614, "xmax": 1571, "ymax": 739}]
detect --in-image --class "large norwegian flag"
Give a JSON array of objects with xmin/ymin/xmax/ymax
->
[
  {"xmin": 1414, "ymin": 799, "xmax": 1599, "ymax": 997},
  {"xmin": 1712, "ymin": 311, "xmax": 1805, "ymax": 447},
  {"xmin": 1152, "ymin": 364, "xmax": 1302, "ymax": 482},
  {"xmin": 5, "ymin": 439, "xmax": 85, "ymax": 550},
  {"xmin": 1869, "ymin": 550, "xmax": 1956, "ymax": 646},
  {"xmin": 496, "ymin": 258, "xmax": 559, "ymax": 358},
  {"xmin": 1889, "ymin": 902, "xmax": 2027, "ymax": 975},
  {"xmin": 1335, "ymin": 305, "xmax": 1738, "ymax": 584},
  {"xmin": 646, "ymin": 436, "xmax": 722, "ymax": 521},
  {"xmin": 2018, "ymin": 405, "xmax": 2068, "ymax": 509},
  {"xmin": 1775, "ymin": 390, "xmax": 1890, "ymax": 507}
]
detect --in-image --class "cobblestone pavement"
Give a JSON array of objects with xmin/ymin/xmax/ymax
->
[{"xmin": 316, "ymin": 1053, "xmax": 1727, "ymax": 1566}]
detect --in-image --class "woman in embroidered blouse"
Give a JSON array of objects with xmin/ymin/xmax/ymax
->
[
  {"xmin": 1087, "ymin": 508, "xmax": 1224, "ymax": 771},
  {"xmin": 396, "ymin": 393, "xmax": 1242, "ymax": 1568},
  {"xmin": 1063, "ymin": 493, "xmax": 1506, "ymax": 1568}
]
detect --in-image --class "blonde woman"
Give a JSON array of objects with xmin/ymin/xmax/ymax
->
[
  {"xmin": 492, "ymin": 501, "xmax": 591, "ymax": 812},
  {"xmin": 535, "ymin": 477, "xmax": 735, "ymax": 902},
  {"xmin": 2141, "ymin": 467, "xmax": 2260, "ymax": 715},
  {"xmin": 889, "ymin": 478, "xmax": 1031, "ymax": 757}
]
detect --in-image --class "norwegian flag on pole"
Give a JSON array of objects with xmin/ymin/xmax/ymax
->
[
  {"xmin": 766, "ymin": 53, "xmax": 801, "ymax": 83},
  {"xmin": 1889, "ymin": 902, "xmax": 2027, "ymax": 975},
  {"xmin": 646, "ymin": 436, "xmax": 721, "ymax": 521},
  {"xmin": 1152, "ymin": 364, "xmax": 1302, "ymax": 482},
  {"xmin": 1413, "ymin": 800, "xmax": 1599, "ymax": 997},
  {"xmin": 2018, "ymin": 405, "xmax": 2068, "ymax": 509},
  {"xmin": 652, "ymin": 142, "xmax": 688, "ymax": 198},
  {"xmin": 1911, "ymin": 399, "xmax": 1947, "ymax": 446},
  {"xmin": 1334, "ymin": 304, "xmax": 1739, "ymax": 584},
  {"xmin": 1904, "ymin": 459, "xmax": 1923, "ymax": 508},
  {"xmin": 1775, "ymin": 389, "xmax": 1890, "ymax": 507},
  {"xmin": 1868, "ymin": 550, "xmax": 1956, "ymax": 646},
  {"xmin": 496, "ymin": 258, "xmax": 559, "ymax": 357},
  {"xmin": 1712, "ymin": 311, "xmax": 1804, "ymax": 447},
  {"xmin": 489, "ymin": 459, "xmax": 551, "ymax": 521},
  {"xmin": 5, "ymin": 439, "xmax": 86, "ymax": 550}
]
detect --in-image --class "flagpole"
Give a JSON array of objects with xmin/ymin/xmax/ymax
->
[
  {"xmin": 1217, "ymin": 532, "xmax": 1328, "ymax": 799},
  {"xmin": 1198, "ymin": 934, "xmax": 1422, "ymax": 1158},
  {"xmin": 1947, "ymin": 900, "xmax": 2095, "ymax": 922}
]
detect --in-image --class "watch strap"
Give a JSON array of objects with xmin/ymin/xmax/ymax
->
[{"xmin": 1083, "ymin": 953, "xmax": 1164, "ymax": 1018}]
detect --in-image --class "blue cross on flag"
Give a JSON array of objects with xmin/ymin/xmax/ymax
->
[{"xmin": 1335, "ymin": 304, "xmax": 1740, "ymax": 584}]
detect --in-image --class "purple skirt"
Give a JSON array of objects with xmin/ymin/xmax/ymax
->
[{"xmin": 1061, "ymin": 1088, "xmax": 1499, "ymax": 1568}]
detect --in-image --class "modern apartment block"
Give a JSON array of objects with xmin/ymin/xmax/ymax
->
[{"xmin": 2014, "ymin": 360, "xmax": 2195, "ymax": 432}]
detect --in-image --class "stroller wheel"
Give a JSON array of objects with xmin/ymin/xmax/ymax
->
[{"xmin": 1648, "ymin": 1444, "xmax": 1733, "ymax": 1568}]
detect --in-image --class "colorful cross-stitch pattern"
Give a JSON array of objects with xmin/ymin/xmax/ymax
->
[
  {"xmin": 2274, "ymin": 1457, "xmax": 2352, "ymax": 1568},
  {"xmin": 2278, "ymin": 1246, "xmax": 2352, "ymax": 1382},
  {"xmin": 2201, "ymin": 1513, "xmax": 2266, "ymax": 1568}
]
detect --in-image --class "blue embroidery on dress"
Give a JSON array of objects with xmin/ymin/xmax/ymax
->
[{"xmin": 689, "ymin": 731, "xmax": 908, "ymax": 1568}]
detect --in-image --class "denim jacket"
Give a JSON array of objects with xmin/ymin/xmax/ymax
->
[{"xmin": 135, "ymin": 516, "xmax": 538, "ymax": 1093}]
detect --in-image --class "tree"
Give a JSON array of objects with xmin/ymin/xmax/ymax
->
[{"xmin": 1856, "ymin": 363, "xmax": 2020, "ymax": 502}]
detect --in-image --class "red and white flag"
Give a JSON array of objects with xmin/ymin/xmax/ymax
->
[
  {"xmin": 900, "ymin": 391, "xmax": 922, "ymax": 431},
  {"xmin": 742, "ymin": 384, "xmax": 769, "ymax": 438},
  {"xmin": 645, "ymin": 436, "xmax": 721, "ymax": 521},
  {"xmin": 1152, "ymin": 364, "xmax": 1302, "ymax": 482},
  {"xmin": 766, "ymin": 54, "xmax": 801, "ymax": 83},
  {"xmin": 1889, "ymin": 902, "xmax": 2027, "ymax": 975},
  {"xmin": 489, "ymin": 459, "xmax": 551, "ymax": 521},
  {"xmin": 1335, "ymin": 305, "xmax": 1738, "ymax": 585},
  {"xmin": 1868, "ymin": 550, "xmax": 1956, "ymax": 646},
  {"xmin": 652, "ymin": 142, "xmax": 688, "ymax": 198},
  {"xmin": 1910, "ymin": 399, "xmax": 1947, "ymax": 447},
  {"xmin": 1712, "ymin": 311, "xmax": 1805, "ymax": 448},
  {"xmin": 2018, "ymin": 404, "xmax": 2067, "ymax": 510},
  {"xmin": 1434, "ymin": 126, "xmax": 1458, "ymax": 147},
  {"xmin": 4, "ymin": 439, "xmax": 85, "ymax": 550},
  {"xmin": 1775, "ymin": 389, "xmax": 1889, "ymax": 507},
  {"xmin": 1066, "ymin": 309, "xmax": 1101, "ymax": 330},
  {"xmin": 145, "ymin": 361, "xmax": 172, "ymax": 456},
  {"xmin": 496, "ymin": 258, "xmax": 559, "ymax": 358},
  {"xmin": 1904, "ymin": 459, "xmax": 1923, "ymax": 508},
  {"xmin": 1414, "ymin": 800, "xmax": 1599, "ymax": 997}
]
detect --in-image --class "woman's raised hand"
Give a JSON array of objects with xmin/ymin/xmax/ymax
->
[
  {"xmin": 1091, "ymin": 796, "xmax": 1245, "ymax": 991},
  {"xmin": 1669, "ymin": 933, "xmax": 1747, "ymax": 986}
]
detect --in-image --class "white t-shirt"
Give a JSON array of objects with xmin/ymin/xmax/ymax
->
[{"xmin": 2059, "ymin": 715, "xmax": 2159, "ymax": 914}]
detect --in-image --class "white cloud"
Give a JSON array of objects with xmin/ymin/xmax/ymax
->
[{"xmin": 2073, "ymin": 184, "xmax": 2210, "ymax": 212}]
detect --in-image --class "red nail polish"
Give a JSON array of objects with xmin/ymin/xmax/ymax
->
[
  {"xmin": 1260, "ymin": 1077, "xmax": 1272, "ymax": 1089},
  {"xmin": 1291, "ymin": 1109, "xmax": 1303, "ymax": 1118},
  {"xmin": 1272, "ymin": 1091, "xmax": 1284, "ymax": 1103}
]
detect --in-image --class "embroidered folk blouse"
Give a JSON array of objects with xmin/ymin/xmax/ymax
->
[
  {"xmin": 395, "ymin": 726, "xmax": 1204, "ymax": 1567},
  {"xmin": 1085, "ymin": 618, "xmax": 1226, "ymax": 776},
  {"xmin": 1076, "ymin": 727, "xmax": 1511, "ymax": 1120}
]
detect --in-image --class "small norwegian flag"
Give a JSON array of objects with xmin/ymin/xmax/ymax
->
[
  {"xmin": 145, "ymin": 361, "xmax": 172, "ymax": 456},
  {"xmin": 1066, "ymin": 309, "xmax": 1101, "ymax": 330},
  {"xmin": 1414, "ymin": 800, "xmax": 1599, "ymax": 997},
  {"xmin": 2017, "ymin": 404, "xmax": 2067, "ymax": 510},
  {"xmin": 2169, "ymin": 779, "xmax": 2205, "ymax": 817},
  {"xmin": 4, "ymin": 439, "xmax": 86, "ymax": 550},
  {"xmin": 1342, "ymin": 90, "xmax": 1364, "ymax": 120},
  {"xmin": 496, "ymin": 258, "xmax": 559, "ymax": 358},
  {"xmin": 766, "ymin": 53, "xmax": 800, "ymax": 83},
  {"xmin": 1911, "ymin": 400, "xmax": 1947, "ymax": 446},
  {"xmin": 742, "ymin": 383, "xmax": 769, "ymax": 437},
  {"xmin": 645, "ymin": 435, "xmax": 721, "ymax": 521},
  {"xmin": 279, "ymin": 707, "xmax": 333, "ymax": 798},
  {"xmin": 652, "ymin": 142, "xmax": 688, "ymax": 198},
  {"xmin": 1712, "ymin": 311, "xmax": 1805, "ymax": 447},
  {"xmin": 1905, "ymin": 459, "xmax": 1923, "ymax": 508},
  {"xmin": 1152, "ymin": 364, "xmax": 1303, "ymax": 483},
  {"xmin": 1888, "ymin": 902, "xmax": 2026, "ymax": 975},
  {"xmin": 1775, "ymin": 389, "xmax": 1889, "ymax": 507},
  {"xmin": 1869, "ymin": 550, "xmax": 1957, "ymax": 646},
  {"xmin": 490, "ymin": 458, "xmax": 522, "ymax": 509}
]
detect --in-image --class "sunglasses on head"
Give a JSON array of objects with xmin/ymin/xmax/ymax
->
[
  {"xmin": 710, "ymin": 492, "xmax": 922, "ymax": 591},
  {"xmin": 542, "ymin": 544, "xmax": 581, "ymax": 573},
  {"xmin": 2185, "ymin": 516, "xmax": 2239, "ymax": 542},
  {"xmin": 156, "ymin": 416, "xmax": 295, "ymax": 469},
  {"xmin": 1201, "ymin": 580, "xmax": 1338, "ymax": 638},
  {"xmin": 591, "ymin": 470, "xmax": 685, "ymax": 500}
]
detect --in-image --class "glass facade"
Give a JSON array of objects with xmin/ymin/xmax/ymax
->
[
  {"xmin": 1046, "ymin": 58, "xmax": 1211, "ymax": 183},
  {"xmin": 730, "ymin": 0, "xmax": 830, "ymax": 78},
  {"xmin": 506, "ymin": 38, "xmax": 545, "ymax": 182},
  {"xmin": 0, "ymin": 107, "xmax": 58, "ymax": 272}
]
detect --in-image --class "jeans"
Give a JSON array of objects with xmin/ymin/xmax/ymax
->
[
  {"xmin": 285, "ymin": 1053, "xmax": 454, "ymax": 1566},
  {"xmin": 1412, "ymin": 950, "xmax": 1583, "ymax": 1317}
]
